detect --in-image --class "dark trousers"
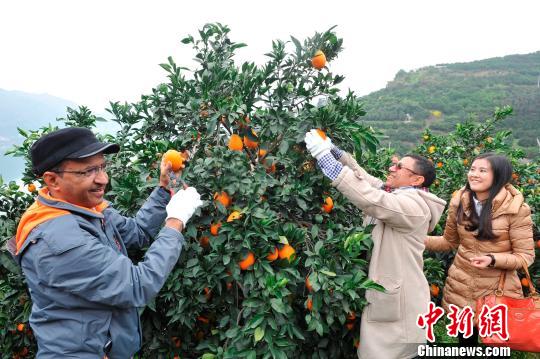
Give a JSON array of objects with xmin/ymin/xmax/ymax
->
[{"xmin": 458, "ymin": 327, "xmax": 479, "ymax": 346}]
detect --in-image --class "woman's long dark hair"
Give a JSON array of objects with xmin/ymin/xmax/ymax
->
[{"xmin": 456, "ymin": 153, "xmax": 512, "ymax": 240}]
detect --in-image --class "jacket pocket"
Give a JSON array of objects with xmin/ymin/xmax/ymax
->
[{"xmin": 366, "ymin": 276, "xmax": 402, "ymax": 322}]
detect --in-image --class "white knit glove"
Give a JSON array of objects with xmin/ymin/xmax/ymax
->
[
  {"xmin": 166, "ymin": 187, "xmax": 203, "ymax": 224},
  {"xmin": 304, "ymin": 129, "xmax": 333, "ymax": 160}
]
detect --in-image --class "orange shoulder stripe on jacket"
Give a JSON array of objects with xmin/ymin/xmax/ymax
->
[
  {"xmin": 15, "ymin": 201, "xmax": 70, "ymax": 254},
  {"xmin": 15, "ymin": 188, "xmax": 109, "ymax": 254}
]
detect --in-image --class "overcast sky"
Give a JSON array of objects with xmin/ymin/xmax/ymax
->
[{"xmin": 1, "ymin": 0, "xmax": 539, "ymax": 114}]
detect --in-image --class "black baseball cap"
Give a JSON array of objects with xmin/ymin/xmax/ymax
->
[{"xmin": 31, "ymin": 127, "xmax": 120, "ymax": 176}]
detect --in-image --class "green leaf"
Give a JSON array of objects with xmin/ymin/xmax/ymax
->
[
  {"xmin": 314, "ymin": 240, "xmax": 323, "ymax": 254},
  {"xmin": 320, "ymin": 270, "xmax": 336, "ymax": 277},
  {"xmin": 254, "ymin": 327, "xmax": 265, "ymax": 342},
  {"xmin": 270, "ymin": 298, "xmax": 288, "ymax": 314}
]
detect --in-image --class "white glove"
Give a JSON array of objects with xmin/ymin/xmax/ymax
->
[
  {"xmin": 304, "ymin": 129, "xmax": 333, "ymax": 159},
  {"xmin": 166, "ymin": 187, "xmax": 203, "ymax": 225}
]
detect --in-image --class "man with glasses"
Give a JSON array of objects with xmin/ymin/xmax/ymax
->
[
  {"xmin": 304, "ymin": 129, "xmax": 446, "ymax": 359},
  {"xmin": 11, "ymin": 127, "xmax": 203, "ymax": 358}
]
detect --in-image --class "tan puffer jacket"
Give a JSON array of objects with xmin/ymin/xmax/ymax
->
[{"xmin": 426, "ymin": 184, "xmax": 535, "ymax": 312}]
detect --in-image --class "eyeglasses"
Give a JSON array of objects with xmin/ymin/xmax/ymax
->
[
  {"xmin": 395, "ymin": 162, "xmax": 420, "ymax": 176},
  {"xmin": 53, "ymin": 162, "xmax": 108, "ymax": 178}
]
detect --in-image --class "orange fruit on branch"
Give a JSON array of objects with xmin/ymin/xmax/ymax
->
[
  {"xmin": 258, "ymin": 149, "xmax": 267, "ymax": 158},
  {"xmin": 322, "ymin": 196, "xmax": 334, "ymax": 213},
  {"xmin": 243, "ymin": 129, "xmax": 258, "ymax": 149},
  {"xmin": 311, "ymin": 50, "xmax": 326, "ymax": 70},
  {"xmin": 228, "ymin": 134, "xmax": 243, "ymax": 151},
  {"xmin": 27, "ymin": 184, "xmax": 36, "ymax": 193},
  {"xmin": 199, "ymin": 236, "xmax": 210, "ymax": 248},
  {"xmin": 163, "ymin": 149, "xmax": 185, "ymax": 172},
  {"xmin": 430, "ymin": 283, "xmax": 440, "ymax": 297},
  {"xmin": 239, "ymin": 251, "xmax": 255, "ymax": 270},
  {"xmin": 214, "ymin": 191, "xmax": 231, "ymax": 207},
  {"xmin": 346, "ymin": 311, "xmax": 356, "ymax": 321},
  {"xmin": 521, "ymin": 278, "xmax": 529, "ymax": 287},
  {"xmin": 316, "ymin": 129, "xmax": 327, "ymax": 140},
  {"xmin": 172, "ymin": 336, "xmax": 181, "ymax": 348},
  {"xmin": 210, "ymin": 222, "xmax": 222, "ymax": 236},
  {"xmin": 278, "ymin": 244, "xmax": 296, "ymax": 261},
  {"xmin": 266, "ymin": 247, "xmax": 279, "ymax": 261},
  {"xmin": 17, "ymin": 323, "xmax": 25, "ymax": 332},
  {"xmin": 306, "ymin": 277, "xmax": 313, "ymax": 292},
  {"xmin": 306, "ymin": 298, "xmax": 313, "ymax": 311}
]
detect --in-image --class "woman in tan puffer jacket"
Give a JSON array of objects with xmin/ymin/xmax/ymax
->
[{"xmin": 425, "ymin": 153, "xmax": 535, "ymax": 346}]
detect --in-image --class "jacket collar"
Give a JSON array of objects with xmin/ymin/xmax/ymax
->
[
  {"xmin": 37, "ymin": 187, "xmax": 109, "ymax": 218},
  {"xmin": 459, "ymin": 184, "xmax": 523, "ymax": 218}
]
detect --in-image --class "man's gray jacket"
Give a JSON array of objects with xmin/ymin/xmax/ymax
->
[{"xmin": 14, "ymin": 187, "xmax": 184, "ymax": 358}]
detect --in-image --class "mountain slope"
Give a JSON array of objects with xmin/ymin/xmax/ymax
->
[
  {"xmin": 0, "ymin": 89, "xmax": 75, "ymax": 181},
  {"xmin": 359, "ymin": 51, "xmax": 540, "ymax": 157}
]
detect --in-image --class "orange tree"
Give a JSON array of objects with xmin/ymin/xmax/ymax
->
[
  {"xmin": 0, "ymin": 24, "xmax": 385, "ymax": 358},
  {"xmin": 418, "ymin": 107, "xmax": 540, "ymax": 303}
]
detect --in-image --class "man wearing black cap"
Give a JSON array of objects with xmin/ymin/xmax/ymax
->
[{"xmin": 12, "ymin": 127, "xmax": 203, "ymax": 358}]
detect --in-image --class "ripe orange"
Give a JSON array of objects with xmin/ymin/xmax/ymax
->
[
  {"xmin": 243, "ymin": 130, "xmax": 258, "ymax": 149},
  {"xmin": 316, "ymin": 128, "xmax": 327, "ymax": 140},
  {"xmin": 306, "ymin": 298, "xmax": 313, "ymax": 311},
  {"xmin": 197, "ymin": 316, "xmax": 209, "ymax": 324},
  {"xmin": 227, "ymin": 210, "xmax": 242, "ymax": 222},
  {"xmin": 322, "ymin": 197, "xmax": 334, "ymax": 213},
  {"xmin": 172, "ymin": 336, "xmax": 181, "ymax": 348},
  {"xmin": 428, "ymin": 146, "xmax": 436, "ymax": 154},
  {"xmin": 278, "ymin": 244, "xmax": 296, "ymax": 261},
  {"xmin": 213, "ymin": 191, "xmax": 231, "ymax": 207},
  {"xmin": 17, "ymin": 323, "xmax": 25, "ymax": 332},
  {"xmin": 436, "ymin": 162, "xmax": 443, "ymax": 168},
  {"xmin": 199, "ymin": 236, "xmax": 210, "ymax": 248},
  {"xmin": 512, "ymin": 173, "xmax": 519, "ymax": 180},
  {"xmin": 430, "ymin": 283, "xmax": 440, "ymax": 297},
  {"xmin": 463, "ymin": 158, "xmax": 469, "ymax": 166},
  {"xmin": 521, "ymin": 278, "xmax": 529, "ymax": 287},
  {"xmin": 266, "ymin": 162, "xmax": 276, "ymax": 174},
  {"xmin": 163, "ymin": 150, "xmax": 185, "ymax": 172},
  {"xmin": 258, "ymin": 149, "xmax": 267, "ymax": 158},
  {"xmin": 210, "ymin": 222, "xmax": 222, "ymax": 236},
  {"xmin": 27, "ymin": 184, "xmax": 36, "ymax": 193},
  {"xmin": 346, "ymin": 311, "xmax": 356, "ymax": 321},
  {"xmin": 204, "ymin": 287, "xmax": 212, "ymax": 300},
  {"xmin": 228, "ymin": 134, "xmax": 243, "ymax": 151},
  {"xmin": 239, "ymin": 251, "xmax": 255, "ymax": 270},
  {"xmin": 267, "ymin": 247, "xmax": 279, "ymax": 261},
  {"xmin": 311, "ymin": 50, "xmax": 326, "ymax": 70},
  {"xmin": 306, "ymin": 277, "xmax": 313, "ymax": 292}
]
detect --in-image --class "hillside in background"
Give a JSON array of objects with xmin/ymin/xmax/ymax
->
[
  {"xmin": 0, "ymin": 89, "xmax": 76, "ymax": 181},
  {"xmin": 359, "ymin": 51, "xmax": 540, "ymax": 157}
]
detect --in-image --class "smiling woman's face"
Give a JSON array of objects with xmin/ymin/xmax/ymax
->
[{"xmin": 468, "ymin": 158, "xmax": 494, "ymax": 198}]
